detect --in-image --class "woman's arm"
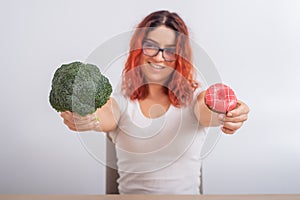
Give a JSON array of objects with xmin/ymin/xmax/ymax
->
[
  {"xmin": 194, "ymin": 91, "xmax": 249, "ymax": 134},
  {"xmin": 60, "ymin": 98, "xmax": 121, "ymax": 133}
]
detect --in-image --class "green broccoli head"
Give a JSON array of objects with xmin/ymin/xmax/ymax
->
[{"xmin": 49, "ymin": 61, "xmax": 112, "ymax": 116}]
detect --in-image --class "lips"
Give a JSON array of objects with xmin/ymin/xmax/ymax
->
[{"xmin": 148, "ymin": 62, "xmax": 165, "ymax": 70}]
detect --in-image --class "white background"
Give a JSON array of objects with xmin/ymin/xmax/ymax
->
[{"xmin": 1, "ymin": 0, "xmax": 299, "ymax": 194}]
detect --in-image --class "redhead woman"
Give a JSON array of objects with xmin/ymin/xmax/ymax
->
[{"xmin": 61, "ymin": 10, "xmax": 249, "ymax": 194}]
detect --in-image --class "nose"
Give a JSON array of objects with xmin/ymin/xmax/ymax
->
[{"xmin": 153, "ymin": 50, "xmax": 165, "ymax": 62}]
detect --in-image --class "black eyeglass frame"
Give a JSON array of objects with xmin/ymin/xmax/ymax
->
[{"xmin": 142, "ymin": 40, "xmax": 177, "ymax": 62}]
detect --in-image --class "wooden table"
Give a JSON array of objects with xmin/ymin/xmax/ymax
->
[{"xmin": 0, "ymin": 194, "xmax": 299, "ymax": 200}]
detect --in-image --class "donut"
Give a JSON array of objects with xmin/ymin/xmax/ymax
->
[{"xmin": 205, "ymin": 83, "xmax": 237, "ymax": 114}]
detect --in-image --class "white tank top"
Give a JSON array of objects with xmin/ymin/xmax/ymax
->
[{"xmin": 109, "ymin": 91, "xmax": 207, "ymax": 194}]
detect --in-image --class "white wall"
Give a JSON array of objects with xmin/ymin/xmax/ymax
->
[{"xmin": 0, "ymin": 0, "xmax": 299, "ymax": 194}]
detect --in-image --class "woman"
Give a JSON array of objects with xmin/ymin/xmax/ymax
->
[{"xmin": 61, "ymin": 10, "xmax": 249, "ymax": 194}]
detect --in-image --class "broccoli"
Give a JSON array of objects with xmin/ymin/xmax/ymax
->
[{"xmin": 49, "ymin": 61, "xmax": 112, "ymax": 116}]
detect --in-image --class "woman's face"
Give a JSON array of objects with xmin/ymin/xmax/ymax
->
[{"xmin": 140, "ymin": 25, "xmax": 176, "ymax": 85}]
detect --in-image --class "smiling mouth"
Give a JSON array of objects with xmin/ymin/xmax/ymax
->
[{"xmin": 148, "ymin": 62, "xmax": 165, "ymax": 70}]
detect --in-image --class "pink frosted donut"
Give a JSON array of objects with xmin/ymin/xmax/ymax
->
[{"xmin": 205, "ymin": 83, "xmax": 237, "ymax": 114}]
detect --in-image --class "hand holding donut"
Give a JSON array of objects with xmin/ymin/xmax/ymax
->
[{"xmin": 205, "ymin": 83, "xmax": 249, "ymax": 134}]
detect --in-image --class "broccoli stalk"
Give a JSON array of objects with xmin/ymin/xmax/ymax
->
[{"xmin": 49, "ymin": 61, "xmax": 112, "ymax": 116}]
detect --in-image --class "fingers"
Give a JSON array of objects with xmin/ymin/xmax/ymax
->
[
  {"xmin": 60, "ymin": 111, "xmax": 99, "ymax": 132},
  {"xmin": 218, "ymin": 100, "xmax": 249, "ymax": 135},
  {"xmin": 221, "ymin": 121, "xmax": 244, "ymax": 134},
  {"xmin": 60, "ymin": 111, "xmax": 73, "ymax": 123},
  {"xmin": 221, "ymin": 113, "xmax": 248, "ymax": 123},
  {"xmin": 72, "ymin": 113, "xmax": 97, "ymax": 125},
  {"xmin": 227, "ymin": 100, "xmax": 250, "ymax": 118},
  {"xmin": 221, "ymin": 126, "xmax": 237, "ymax": 135}
]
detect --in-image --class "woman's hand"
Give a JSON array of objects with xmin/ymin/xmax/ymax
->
[
  {"xmin": 60, "ymin": 111, "xmax": 99, "ymax": 132},
  {"xmin": 218, "ymin": 100, "xmax": 250, "ymax": 134},
  {"xmin": 60, "ymin": 98, "xmax": 120, "ymax": 133}
]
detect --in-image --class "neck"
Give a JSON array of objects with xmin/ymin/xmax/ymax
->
[{"xmin": 147, "ymin": 83, "xmax": 167, "ymax": 98}]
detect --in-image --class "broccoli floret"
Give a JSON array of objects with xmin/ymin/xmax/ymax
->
[{"xmin": 49, "ymin": 61, "xmax": 112, "ymax": 116}]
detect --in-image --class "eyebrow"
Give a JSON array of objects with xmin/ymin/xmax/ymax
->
[{"xmin": 144, "ymin": 38, "xmax": 176, "ymax": 48}]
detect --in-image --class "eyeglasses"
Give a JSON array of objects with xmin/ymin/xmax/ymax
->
[{"xmin": 142, "ymin": 40, "xmax": 177, "ymax": 62}]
